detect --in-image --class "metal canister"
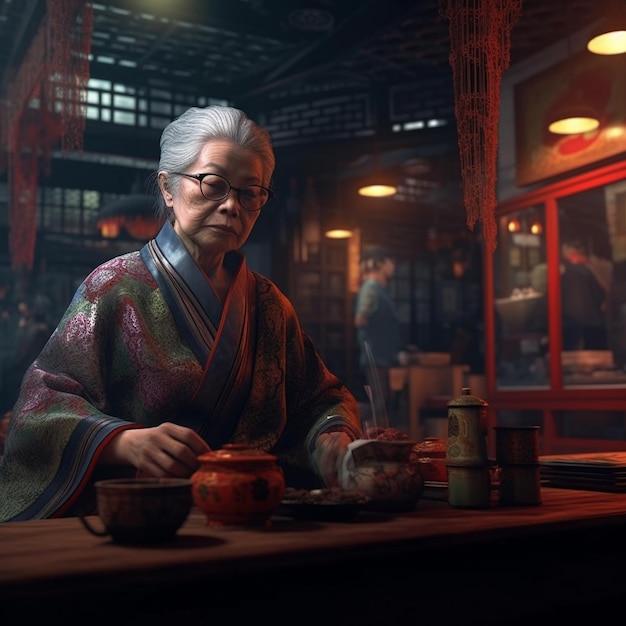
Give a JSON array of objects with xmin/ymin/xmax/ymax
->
[
  {"xmin": 446, "ymin": 387, "xmax": 490, "ymax": 508},
  {"xmin": 446, "ymin": 387, "xmax": 489, "ymax": 467}
]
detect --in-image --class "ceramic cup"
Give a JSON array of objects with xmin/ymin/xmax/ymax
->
[
  {"xmin": 494, "ymin": 426, "xmax": 540, "ymax": 465},
  {"xmin": 498, "ymin": 464, "xmax": 542, "ymax": 506},
  {"xmin": 79, "ymin": 477, "xmax": 193, "ymax": 545}
]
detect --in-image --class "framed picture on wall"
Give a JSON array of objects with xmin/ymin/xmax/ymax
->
[{"xmin": 514, "ymin": 51, "xmax": 626, "ymax": 187}]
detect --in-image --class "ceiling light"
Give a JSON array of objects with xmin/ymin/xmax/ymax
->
[
  {"xmin": 587, "ymin": 12, "xmax": 626, "ymax": 55},
  {"xmin": 355, "ymin": 151, "xmax": 399, "ymax": 198},
  {"xmin": 357, "ymin": 183, "xmax": 397, "ymax": 198},
  {"xmin": 287, "ymin": 8, "xmax": 334, "ymax": 32},
  {"xmin": 323, "ymin": 212, "xmax": 354, "ymax": 239},
  {"xmin": 547, "ymin": 111, "xmax": 600, "ymax": 135},
  {"xmin": 547, "ymin": 89, "xmax": 601, "ymax": 135},
  {"xmin": 324, "ymin": 226, "xmax": 354, "ymax": 239}
]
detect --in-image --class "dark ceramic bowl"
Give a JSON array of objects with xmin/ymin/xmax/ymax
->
[{"xmin": 84, "ymin": 478, "xmax": 193, "ymax": 545}]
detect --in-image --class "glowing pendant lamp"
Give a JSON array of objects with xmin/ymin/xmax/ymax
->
[
  {"xmin": 323, "ymin": 210, "xmax": 354, "ymax": 239},
  {"xmin": 547, "ymin": 109, "xmax": 600, "ymax": 135},
  {"xmin": 357, "ymin": 182, "xmax": 398, "ymax": 197},
  {"xmin": 587, "ymin": 7, "xmax": 626, "ymax": 55},
  {"xmin": 324, "ymin": 225, "xmax": 354, "ymax": 239},
  {"xmin": 547, "ymin": 83, "xmax": 600, "ymax": 135},
  {"xmin": 356, "ymin": 151, "xmax": 398, "ymax": 197}
]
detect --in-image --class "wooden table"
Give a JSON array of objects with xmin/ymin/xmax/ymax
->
[{"xmin": 2, "ymin": 487, "xmax": 626, "ymax": 625}]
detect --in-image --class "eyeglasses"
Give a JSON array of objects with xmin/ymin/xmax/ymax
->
[{"xmin": 171, "ymin": 172, "xmax": 273, "ymax": 212}]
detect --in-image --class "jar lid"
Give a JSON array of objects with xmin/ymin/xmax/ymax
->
[
  {"xmin": 412, "ymin": 437, "xmax": 447, "ymax": 458},
  {"xmin": 447, "ymin": 387, "xmax": 488, "ymax": 407},
  {"xmin": 198, "ymin": 443, "xmax": 278, "ymax": 464}
]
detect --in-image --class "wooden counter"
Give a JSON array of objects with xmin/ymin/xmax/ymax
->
[{"xmin": 2, "ymin": 487, "xmax": 626, "ymax": 625}]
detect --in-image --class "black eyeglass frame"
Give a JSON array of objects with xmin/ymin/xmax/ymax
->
[{"xmin": 171, "ymin": 172, "xmax": 273, "ymax": 212}]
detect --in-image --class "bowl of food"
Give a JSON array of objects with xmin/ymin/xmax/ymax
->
[
  {"xmin": 340, "ymin": 439, "xmax": 423, "ymax": 512},
  {"xmin": 79, "ymin": 477, "xmax": 193, "ymax": 545}
]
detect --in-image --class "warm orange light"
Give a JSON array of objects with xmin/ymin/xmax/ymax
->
[
  {"xmin": 357, "ymin": 183, "xmax": 397, "ymax": 197},
  {"xmin": 507, "ymin": 217, "xmax": 521, "ymax": 233},
  {"xmin": 124, "ymin": 217, "xmax": 163, "ymax": 240},
  {"xmin": 98, "ymin": 218, "xmax": 122, "ymax": 239},
  {"xmin": 588, "ymin": 29, "xmax": 626, "ymax": 54},
  {"xmin": 324, "ymin": 227, "xmax": 353, "ymax": 239},
  {"xmin": 587, "ymin": 13, "xmax": 626, "ymax": 55},
  {"xmin": 548, "ymin": 115, "xmax": 600, "ymax": 135},
  {"xmin": 530, "ymin": 222, "xmax": 543, "ymax": 235}
]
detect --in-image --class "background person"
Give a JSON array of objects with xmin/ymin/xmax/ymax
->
[
  {"xmin": 0, "ymin": 294, "xmax": 54, "ymax": 415},
  {"xmin": 560, "ymin": 238, "xmax": 609, "ymax": 350},
  {"xmin": 354, "ymin": 245, "xmax": 403, "ymax": 428},
  {"xmin": 0, "ymin": 105, "xmax": 362, "ymax": 522}
]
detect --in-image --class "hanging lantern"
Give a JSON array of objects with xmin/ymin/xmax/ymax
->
[
  {"xmin": 97, "ymin": 194, "xmax": 164, "ymax": 240},
  {"xmin": 356, "ymin": 152, "xmax": 398, "ymax": 197},
  {"xmin": 324, "ymin": 212, "xmax": 354, "ymax": 239},
  {"xmin": 587, "ymin": 4, "xmax": 626, "ymax": 56}
]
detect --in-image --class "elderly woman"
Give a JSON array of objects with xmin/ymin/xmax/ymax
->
[{"xmin": 0, "ymin": 105, "xmax": 361, "ymax": 521}]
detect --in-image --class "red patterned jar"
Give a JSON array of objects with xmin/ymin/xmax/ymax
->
[
  {"xmin": 411, "ymin": 437, "xmax": 448, "ymax": 483},
  {"xmin": 191, "ymin": 443, "xmax": 286, "ymax": 526}
]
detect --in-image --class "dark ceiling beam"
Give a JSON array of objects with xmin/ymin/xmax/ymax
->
[
  {"xmin": 0, "ymin": 0, "xmax": 45, "ymax": 92},
  {"xmin": 229, "ymin": 0, "xmax": 419, "ymax": 99},
  {"xmin": 97, "ymin": 0, "xmax": 302, "ymax": 44}
]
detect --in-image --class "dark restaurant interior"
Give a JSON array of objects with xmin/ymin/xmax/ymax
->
[
  {"xmin": 1, "ymin": 0, "xmax": 625, "ymax": 450},
  {"xmin": 2, "ymin": 0, "xmax": 626, "ymax": 622}
]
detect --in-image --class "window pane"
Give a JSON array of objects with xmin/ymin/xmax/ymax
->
[
  {"xmin": 494, "ymin": 205, "xmax": 548, "ymax": 389},
  {"xmin": 558, "ymin": 180, "xmax": 626, "ymax": 387}
]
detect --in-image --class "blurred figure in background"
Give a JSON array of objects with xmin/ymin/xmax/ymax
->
[
  {"xmin": 0, "ymin": 295, "xmax": 53, "ymax": 415},
  {"xmin": 560, "ymin": 238, "xmax": 609, "ymax": 350},
  {"xmin": 354, "ymin": 245, "xmax": 403, "ymax": 428}
]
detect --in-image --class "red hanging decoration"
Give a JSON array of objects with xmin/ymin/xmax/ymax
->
[
  {"xmin": 47, "ymin": 0, "xmax": 93, "ymax": 155},
  {"xmin": 440, "ymin": 0, "xmax": 522, "ymax": 253},
  {"xmin": 1, "ymin": 0, "xmax": 93, "ymax": 271}
]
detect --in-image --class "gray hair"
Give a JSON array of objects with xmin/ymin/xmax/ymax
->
[{"xmin": 152, "ymin": 105, "xmax": 275, "ymax": 220}]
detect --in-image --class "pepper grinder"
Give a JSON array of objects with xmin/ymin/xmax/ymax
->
[{"xmin": 445, "ymin": 387, "xmax": 490, "ymax": 508}]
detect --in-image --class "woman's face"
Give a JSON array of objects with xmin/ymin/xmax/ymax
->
[{"xmin": 160, "ymin": 139, "xmax": 265, "ymax": 261}]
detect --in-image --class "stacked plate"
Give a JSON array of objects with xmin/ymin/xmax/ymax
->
[{"xmin": 539, "ymin": 452, "xmax": 626, "ymax": 492}]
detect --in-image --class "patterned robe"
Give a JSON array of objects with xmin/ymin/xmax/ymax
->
[{"xmin": 0, "ymin": 223, "xmax": 361, "ymax": 521}]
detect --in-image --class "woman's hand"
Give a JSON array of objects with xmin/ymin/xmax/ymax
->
[
  {"xmin": 99, "ymin": 422, "xmax": 211, "ymax": 478},
  {"xmin": 312, "ymin": 431, "xmax": 352, "ymax": 488}
]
